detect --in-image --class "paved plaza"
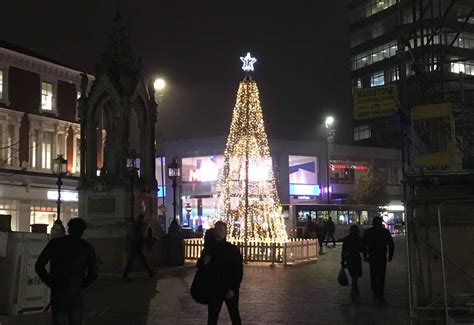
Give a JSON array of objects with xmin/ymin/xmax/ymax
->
[{"xmin": 1, "ymin": 237, "xmax": 409, "ymax": 325}]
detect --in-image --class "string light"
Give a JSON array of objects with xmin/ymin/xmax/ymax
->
[
  {"xmin": 209, "ymin": 77, "xmax": 288, "ymax": 243},
  {"xmin": 240, "ymin": 52, "xmax": 257, "ymax": 72}
]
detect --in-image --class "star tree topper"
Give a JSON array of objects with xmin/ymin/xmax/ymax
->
[{"xmin": 240, "ymin": 52, "xmax": 257, "ymax": 72}]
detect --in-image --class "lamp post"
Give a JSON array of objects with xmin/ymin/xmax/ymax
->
[
  {"xmin": 153, "ymin": 78, "xmax": 167, "ymax": 220},
  {"xmin": 51, "ymin": 154, "xmax": 67, "ymax": 237},
  {"xmin": 324, "ymin": 116, "xmax": 335, "ymax": 204},
  {"xmin": 167, "ymin": 159, "xmax": 180, "ymax": 223},
  {"xmin": 185, "ymin": 202, "xmax": 192, "ymax": 228},
  {"xmin": 127, "ymin": 149, "xmax": 138, "ymax": 220}
]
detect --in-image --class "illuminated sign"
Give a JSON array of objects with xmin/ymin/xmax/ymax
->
[
  {"xmin": 157, "ymin": 185, "xmax": 166, "ymax": 198},
  {"xmin": 330, "ymin": 164, "xmax": 368, "ymax": 171},
  {"xmin": 289, "ymin": 184, "xmax": 320, "ymax": 196},
  {"xmin": 320, "ymin": 186, "xmax": 333, "ymax": 194},
  {"xmin": 47, "ymin": 190, "xmax": 79, "ymax": 202},
  {"xmin": 240, "ymin": 52, "xmax": 257, "ymax": 72}
]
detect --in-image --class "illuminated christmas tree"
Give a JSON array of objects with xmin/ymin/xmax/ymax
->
[{"xmin": 210, "ymin": 53, "xmax": 288, "ymax": 243}]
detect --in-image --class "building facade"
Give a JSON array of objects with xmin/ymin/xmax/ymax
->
[
  {"xmin": 159, "ymin": 136, "xmax": 403, "ymax": 231},
  {"xmin": 349, "ymin": 0, "xmax": 474, "ymax": 162},
  {"xmin": 0, "ymin": 41, "xmax": 93, "ymax": 232}
]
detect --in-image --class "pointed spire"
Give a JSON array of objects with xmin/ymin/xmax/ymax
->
[{"xmin": 96, "ymin": 10, "xmax": 140, "ymax": 97}]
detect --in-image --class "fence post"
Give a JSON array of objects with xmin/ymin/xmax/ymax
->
[{"xmin": 283, "ymin": 242, "xmax": 288, "ymax": 266}]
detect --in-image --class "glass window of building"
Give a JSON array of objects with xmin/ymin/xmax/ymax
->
[
  {"xmin": 30, "ymin": 204, "xmax": 57, "ymax": 233},
  {"xmin": 42, "ymin": 131, "xmax": 53, "ymax": 169},
  {"xmin": 370, "ymin": 71, "xmax": 385, "ymax": 87},
  {"xmin": 351, "ymin": 41, "xmax": 398, "ymax": 71},
  {"xmin": 0, "ymin": 70, "xmax": 3, "ymax": 100},
  {"xmin": 7, "ymin": 124, "xmax": 15, "ymax": 166},
  {"xmin": 353, "ymin": 125, "xmax": 371, "ymax": 141},
  {"xmin": 41, "ymin": 82, "xmax": 53, "ymax": 111},
  {"xmin": 350, "ymin": 0, "xmax": 397, "ymax": 23},
  {"xmin": 388, "ymin": 66, "xmax": 399, "ymax": 82},
  {"xmin": 75, "ymin": 137, "xmax": 80, "ymax": 173}
]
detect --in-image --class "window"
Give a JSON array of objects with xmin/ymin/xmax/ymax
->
[
  {"xmin": 353, "ymin": 125, "xmax": 371, "ymax": 141},
  {"xmin": 353, "ymin": 78, "xmax": 363, "ymax": 90},
  {"xmin": 42, "ymin": 131, "xmax": 53, "ymax": 169},
  {"xmin": 31, "ymin": 139, "xmax": 36, "ymax": 168},
  {"xmin": 0, "ymin": 70, "xmax": 3, "ymax": 100},
  {"xmin": 351, "ymin": 41, "xmax": 398, "ymax": 71},
  {"xmin": 75, "ymin": 137, "xmax": 80, "ymax": 173},
  {"xmin": 7, "ymin": 124, "xmax": 14, "ymax": 166},
  {"xmin": 450, "ymin": 59, "xmax": 474, "ymax": 75},
  {"xmin": 350, "ymin": 0, "xmax": 397, "ymax": 23},
  {"xmin": 388, "ymin": 66, "xmax": 399, "ymax": 82},
  {"xmin": 41, "ymin": 82, "xmax": 53, "ymax": 111},
  {"xmin": 370, "ymin": 71, "xmax": 385, "ymax": 87}
]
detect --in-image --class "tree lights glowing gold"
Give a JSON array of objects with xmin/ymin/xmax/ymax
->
[{"xmin": 209, "ymin": 57, "xmax": 287, "ymax": 243}]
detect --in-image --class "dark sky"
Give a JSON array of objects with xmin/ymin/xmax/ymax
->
[{"xmin": 0, "ymin": 0, "xmax": 352, "ymax": 143}]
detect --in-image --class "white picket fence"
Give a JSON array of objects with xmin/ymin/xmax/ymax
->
[{"xmin": 184, "ymin": 238, "xmax": 318, "ymax": 265}]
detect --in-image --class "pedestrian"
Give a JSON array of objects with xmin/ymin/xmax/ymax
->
[
  {"xmin": 192, "ymin": 228, "xmax": 217, "ymax": 304},
  {"xmin": 35, "ymin": 218, "xmax": 98, "ymax": 325},
  {"xmin": 122, "ymin": 214, "xmax": 155, "ymax": 280},
  {"xmin": 325, "ymin": 216, "xmax": 336, "ymax": 247},
  {"xmin": 363, "ymin": 216, "xmax": 394, "ymax": 302},
  {"xmin": 315, "ymin": 217, "xmax": 327, "ymax": 254},
  {"xmin": 206, "ymin": 221, "xmax": 243, "ymax": 325},
  {"xmin": 303, "ymin": 215, "xmax": 317, "ymax": 239},
  {"xmin": 341, "ymin": 225, "xmax": 364, "ymax": 302}
]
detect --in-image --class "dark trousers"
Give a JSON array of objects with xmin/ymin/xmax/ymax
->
[
  {"xmin": 351, "ymin": 276, "xmax": 360, "ymax": 297},
  {"xmin": 123, "ymin": 248, "xmax": 154, "ymax": 277},
  {"xmin": 369, "ymin": 259, "xmax": 387, "ymax": 299},
  {"xmin": 326, "ymin": 232, "xmax": 336, "ymax": 246},
  {"xmin": 52, "ymin": 310, "xmax": 83, "ymax": 325},
  {"xmin": 208, "ymin": 292, "xmax": 241, "ymax": 325}
]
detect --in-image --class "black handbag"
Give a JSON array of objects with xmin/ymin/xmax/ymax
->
[
  {"xmin": 191, "ymin": 267, "xmax": 210, "ymax": 304},
  {"xmin": 338, "ymin": 267, "xmax": 349, "ymax": 286}
]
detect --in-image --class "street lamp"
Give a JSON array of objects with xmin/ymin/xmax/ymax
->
[
  {"xmin": 153, "ymin": 78, "xmax": 166, "ymax": 92},
  {"xmin": 324, "ymin": 115, "xmax": 335, "ymax": 204},
  {"xmin": 185, "ymin": 203, "xmax": 192, "ymax": 227},
  {"xmin": 168, "ymin": 159, "xmax": 180, "ymax": 222},
  {"xmin": 127, "ymin": 149, "xmax": 139, "ymax": 220},
  {"xmin": 51, "ymin": 154, "xmax": 67, "ymax": 237}
]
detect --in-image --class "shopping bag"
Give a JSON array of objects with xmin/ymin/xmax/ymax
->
[
  {"xmin": 338, "ymin": 267, "xmax": 349, "ymax": 286},
  {"xmin": 191, "ymin": 267, "xmax": 210, "ymax": 304}
]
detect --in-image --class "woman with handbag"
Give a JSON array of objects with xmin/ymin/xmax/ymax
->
[
  {"xmin": 191, "ymin": 229, "xmax": 216, "ymax": 304},
  {"xmin": 341, "ymin": 225, "xmax": 364, "ymax": 302}
]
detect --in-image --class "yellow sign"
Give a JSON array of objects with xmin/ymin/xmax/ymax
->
[
  {"xmin": 411, "ymin": 103, "xmax": 452, "ymax": 120},
  {"xmin": 353, "ymin": 85, "xmax": 398, "ymax": 119}
]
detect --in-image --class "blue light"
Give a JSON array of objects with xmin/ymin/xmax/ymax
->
[{"xmin": 157, "ymin": 185, "xmax": 166, "ymax": 198}]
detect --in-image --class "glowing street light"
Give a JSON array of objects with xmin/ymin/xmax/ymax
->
[
  {"xmin": 154, "ymin": 78, "xmax": 166, "ymax": 92},
  {"xmin": 325, "ymin": 115, "xmax": 335, "ymax": 129}
]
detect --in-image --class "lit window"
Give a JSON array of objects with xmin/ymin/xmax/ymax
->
[
  {"xmin": 370, "ymin": 71, "xmax": 385, "ymax": 87},
  {"xmin": 31, "ymin": 139, "xmax": 36, "ymax": 168},
  {"xmin": 354, "ymin": 125, "xmax": 372, "ymax": 141},
  {"xmin": 0, "ymin": 70, "xmax": 3, "ymax": 100},
  {"xmin": 389, "ymin": 66, "xmax": 399, "ymax": 82},
  {"xmin": 42, "ymin": 132, "xmax": 53, "ymax": 169},
  {"xmin": 41, "ymin": 82, "xmax": 53, "ymax": 111}
]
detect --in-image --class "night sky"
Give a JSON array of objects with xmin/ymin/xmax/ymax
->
[{"xmin": 0, "ymin": 0, "xmax": 351, "ymax": 143}]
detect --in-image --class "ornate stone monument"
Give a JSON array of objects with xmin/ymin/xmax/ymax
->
[{"xmin": 78, "ymin": 12, "xmax": 159, "ymax": 272}]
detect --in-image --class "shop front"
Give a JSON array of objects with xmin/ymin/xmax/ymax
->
[{"xmin": 0, "ymin": 177, "xmax": 79, "ymax": 233}]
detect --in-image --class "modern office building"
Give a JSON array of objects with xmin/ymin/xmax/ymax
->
[
  {"xmin": 0, "ymin": 41, "xmax": 93, "ymax": 232},
  {"xmin": 349, "ymin": 0, "xmax": 474, "ymax": 166}
]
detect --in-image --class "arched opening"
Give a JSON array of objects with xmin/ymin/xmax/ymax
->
[{"xmin": 130, "ymin": 96, "xmax": 147, "ymax": 177}]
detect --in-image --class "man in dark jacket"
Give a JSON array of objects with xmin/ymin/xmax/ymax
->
[
  {"xmin": 35, "ymin": 218, "xmax": 97, "ymax": 325},
  {"xmin": 122, "ymin": 214, "xmax": 155, "ymax": 280},
  {"xmin": 325, "ymin": 216, "xmax": 336, "ymax": 247},
  {"xmin": 205, "ymin": 221, "xmax": 243, "ymax": 325},
  {"xmin": 363, "ymin": 216, "xmax": 394, "ymax": 302}
]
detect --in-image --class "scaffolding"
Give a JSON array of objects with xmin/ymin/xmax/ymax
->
[{"xmin": 398, "ymin": 0, "xmax": 474, "ymax": 170}]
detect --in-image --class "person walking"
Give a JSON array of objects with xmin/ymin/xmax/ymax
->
[
  {"xmin": 122, "ymin": 214, "xmax": 155, "ymax": 280},
  {"xmin": 363, "ymin": 216, "xmax": 394, "ymax": 302},
  {"xmin": 341, "ymin": 225, "xmax": 364, "ymax": 302},
  {"xmin": 325, "ymin": 216, "xmax": 336, "ymax": 247},
  {"xmin": 206, "ymin": 221, "xmax": 243, "ymax": 325},
  {"xmin": 315, "ymin": 217, "xmax": 327, "ymax": 254},
  {"xmin": 303, "ymin": 215, "xmax": 317, "ymax": 239},
  {"xmin": 35, "ymin": 218, "xmax": 98, "ymax": 325}
]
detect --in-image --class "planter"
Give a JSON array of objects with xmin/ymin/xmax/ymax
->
[
  {"xmin": 30, "ymin": 224, "xmax": 48, "ymax": 234},
  {"xmin": 0, "ymin": 214, "xmax": 12, "ymax": 232}
]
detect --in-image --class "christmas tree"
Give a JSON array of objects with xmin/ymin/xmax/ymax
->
[{"xmin": 210, "ymin": 53, "xmax": 287, "ymax": 243}]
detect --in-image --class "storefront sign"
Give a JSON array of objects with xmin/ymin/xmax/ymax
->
[
  {"xmin": 289, "ymin": 184, "xmax": 320, "ymax": 196},
  {"xmin": 47, "ymin": 190, "xmax": 79, "ymax": 202},
  {"xmin": 330, "ymin": 164, "xmax": 367, "ymax": 171},
  {"xmin": 353, "ymin": 84, "xmax": 398, "ymax": 120}
]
